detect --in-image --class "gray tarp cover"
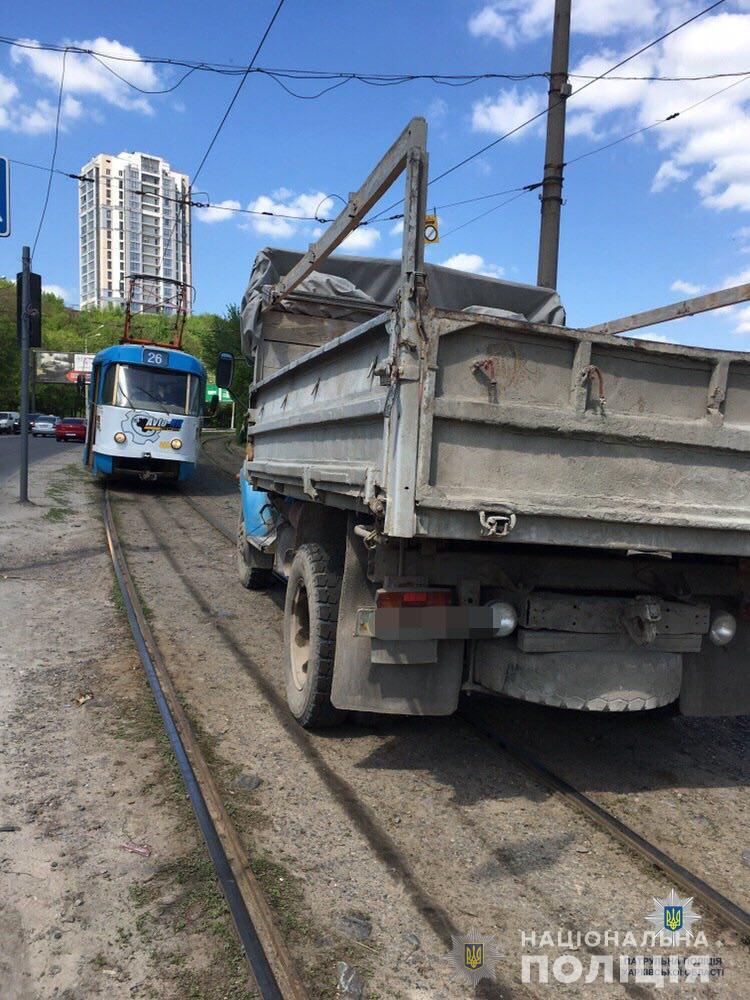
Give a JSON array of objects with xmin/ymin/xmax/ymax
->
[{"xmin": 241, "ymin": 247, "xmax": 565, "ymax": 357}]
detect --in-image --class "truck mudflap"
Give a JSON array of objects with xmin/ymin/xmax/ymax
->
[
  {"xmin": 331, "ymin": 515, "xmax": 463, "ymax": 715},
  {"xmin": 680, "ymin": 617, "xmax": 750, "ymax": 716}
]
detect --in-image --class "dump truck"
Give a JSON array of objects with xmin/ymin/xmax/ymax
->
[{"xmin": 220, "ymin": 118, "xmax": 750, "ymax": 727}]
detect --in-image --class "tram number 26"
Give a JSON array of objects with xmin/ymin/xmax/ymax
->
[{"xmin": 143, "ymin": 349, "xmax": 170, "ymax": 368}]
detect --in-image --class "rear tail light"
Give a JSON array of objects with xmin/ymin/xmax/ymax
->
[{"xmin": 376, "ymin": 589, "xmax": 452, "ymax": 609}]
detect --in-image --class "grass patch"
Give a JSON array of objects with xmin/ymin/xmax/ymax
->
[
  {"xmin": 110, "ymin": 581, "xmax": 126, "ymax": 616},
  {"xmin": 43, "ymin": 463, "xmax": 86, "ymax": 522},
  {"xmin": 44, "ymin": 505, "xmax": 73, "ymax": 522}
]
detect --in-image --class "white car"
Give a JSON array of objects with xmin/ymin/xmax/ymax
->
[
  {"xmin": 0, "ymin": 411, "xmax": 18, "ymax": 434},
  {"xmin": 32, "ymin": 415, "xmax": 58, "ymax": 437}
]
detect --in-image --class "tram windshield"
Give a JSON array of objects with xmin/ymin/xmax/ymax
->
[{"xmin": 102, "ymin": 364, "xmax": 202, "ymax": 415}]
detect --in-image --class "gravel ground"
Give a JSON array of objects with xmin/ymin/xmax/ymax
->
[
  {"xmin": 103, "ymin": 436, "xmax": 750, "ymax": 998},
  {"xmin": 0, "ymin": 450, "xmax": 265, "ymax": 999},
  {"xmin": 3, "ymin": 437, "xmax": 748, "ymax": 998}
]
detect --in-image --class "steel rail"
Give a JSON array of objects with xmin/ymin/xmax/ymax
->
[
  {"xmin": 194, "ymin": 437, "xmax": 750, "ymax": 940},
  {"xmin": 461, "ymin": 705, "xmax": 750, "ymax": 940},
  {"xmin": 102, "ymin": 489, "xmax": 308, "ymax": 999}
]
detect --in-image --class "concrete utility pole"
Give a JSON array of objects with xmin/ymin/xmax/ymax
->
[
  {"xmin": 19, "ymin": 245, "xmax": 30, "ymax": 503},
  {"xmin": 537, "ymin": 0, "xmax": 572, "ymax": 290}
]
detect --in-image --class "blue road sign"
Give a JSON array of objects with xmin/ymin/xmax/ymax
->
[{"xmin": 0, "ymin": 157, "xmax": 9, "ymax": 238}]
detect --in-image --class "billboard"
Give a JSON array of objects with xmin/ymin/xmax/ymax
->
[{"xmin": 34, "ymin": 351, "xmax": 96, "ymax": 384}]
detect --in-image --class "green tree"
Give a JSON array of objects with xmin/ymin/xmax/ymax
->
[
  {"xmin": 199, "ymin": 303, "xmax": 253, "ymax": 434},
  {"xmin": 0, "ymin": 278, "xmax": 235, "ymax": 414}
]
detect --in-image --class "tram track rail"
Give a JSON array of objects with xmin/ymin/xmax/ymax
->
[
  {"xmin": 102, "ymin": 488, "xmax": 309, "ymax": 1000},
  {"xmin": 460, "ymin": 707, "xmax": 750, "ymax": 940},
  {"xmin": 191, "ymin": 439, "xmax": 750, "ymax": 943}
]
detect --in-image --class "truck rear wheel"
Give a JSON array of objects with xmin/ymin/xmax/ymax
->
[
  {"xmin": 283, "ymin": 542, "xmax": 347, "ymax": 728},
  {"xmin": 237, "ymin": 514, "xmax": 273, "ymax": 590}
]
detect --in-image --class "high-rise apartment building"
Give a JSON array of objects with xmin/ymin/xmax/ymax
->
[{"xmin": 78, "ymin": 152, "xmax": 191, "ymax": 314}]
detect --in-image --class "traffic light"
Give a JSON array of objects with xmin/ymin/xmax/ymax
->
[{"xmin": 16, "ymin": 270, "xmax": 42, "ymax": 348}]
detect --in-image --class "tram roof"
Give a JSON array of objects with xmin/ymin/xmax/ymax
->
[{"xmin": 93, "ymin": 343, "xmax": 206, "ymax": 376}]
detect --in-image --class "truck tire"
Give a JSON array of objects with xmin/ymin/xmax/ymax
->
[
  {"xmin": 237, "ymin": 514, "xmax": 273, "ymax": 590},
  {"xmin": 283, "ymin": 542, "xmax": 347, "ymax": 728}
]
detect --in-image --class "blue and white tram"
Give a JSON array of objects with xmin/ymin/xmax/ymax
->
[{"xmin": 84, "ymin": 343, "xmax": 207, "ymax": 483}]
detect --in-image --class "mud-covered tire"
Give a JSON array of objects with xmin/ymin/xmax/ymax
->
[
  {"xmin": 236, "ymin": 514, "xmax": 273, "ymax": 590},
  {"xmin": 283, "ymin": 542, "xmax": 347, "ymax": 729}
]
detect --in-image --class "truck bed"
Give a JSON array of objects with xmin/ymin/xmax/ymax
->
[{"xmin": 245, "ymin": 297, "xmax": 750, "ymax": 557}]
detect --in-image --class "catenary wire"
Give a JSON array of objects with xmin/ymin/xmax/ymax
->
[
  {"xmin": 4, "ymin": 33, "xmax": 750, "ymax": 87},
  {"xmin": 12, "ymin": 59, "xmax": 750, "ymax": 243},
  {"xmin": 366, "ymin": 0, "xmax": 727, "ymax": 224},
  {"xmin": 31, "ymin": 47, "xmax": 67, "ymax": 262},
  {"xmin": 163, "ymin": 0, "xmax": 287, "ymax": 275},
  {"xmin": 431, "ymin": 0, "xmax": 728, "ymax": 185},
  {"xmin": 191, "ymin": 0, "xmax": 286, "ymax": 187}
]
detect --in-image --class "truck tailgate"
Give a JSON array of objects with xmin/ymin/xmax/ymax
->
[{"xmin": 414, "ymin": 308, "xmax": 750, "ymax": 553}]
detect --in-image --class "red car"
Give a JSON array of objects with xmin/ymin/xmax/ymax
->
[{"xmin": 55, "ymin": 417, "xmax": 86, "ymax": 442}]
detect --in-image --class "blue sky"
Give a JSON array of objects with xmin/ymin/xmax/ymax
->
[{"xmin": 1, "ymin": 0, "xmax": 750, "ymax": 348}]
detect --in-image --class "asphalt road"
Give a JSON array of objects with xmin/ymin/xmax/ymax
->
[{"xmin": 0, "ymin": 433, "xmax": 81, "ymax": 487}]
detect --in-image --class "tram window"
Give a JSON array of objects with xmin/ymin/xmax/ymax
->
[{"xmin": 104, "ymin": 364, "xmax": 201, "ymax": 415}]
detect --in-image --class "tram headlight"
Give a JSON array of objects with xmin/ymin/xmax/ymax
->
[
  {"xmin": 170, "ymin": 437, "xmax": 183, "ymax": 450},
  {"xmin": 709, "ymin": 611, "xmax": 736, "ymax": 646},
  {"xmin": 114, "ymin": 431, "xmax": 126, "ymax": 444}
]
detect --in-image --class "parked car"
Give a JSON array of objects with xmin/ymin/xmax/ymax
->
[
  {"xmin": 12, "ymin": 415, "xmax": 20, "ymax": 434},
  {"xmin": 32, "ymin": 415, "xmax": 58, "ymax": 437},
  {"xmin": 55, "ymin": 417, "xmax": 86, "ymax": 442},
  {"xmin": 0, "ymin": 411, "xmax": 18, "ymax": 434},
  {"xmin": 27, "ymin": 413, "xmax": 42, "ymax": 431}
]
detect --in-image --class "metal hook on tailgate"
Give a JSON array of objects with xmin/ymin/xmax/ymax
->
[{"xmin": 479, "ymin": 510, "xmax": 517, "ymax": 537}]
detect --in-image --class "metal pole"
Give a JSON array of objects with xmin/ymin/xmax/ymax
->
[
  {"xmin": 19, "ymin": 245, "xmax": 30, "ymax": 503},
  {"xmin": 536, "ymin": 0, "xmax": 572, "ymax": 290}
]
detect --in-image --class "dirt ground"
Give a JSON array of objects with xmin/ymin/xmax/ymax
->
[
  {"xmin": 114, "ymin": 437, "xmax": 750, "ymax": 998},
  {"xmin": 2, "ymin": 438, "xmax": 750, "ymax": 999},
  {"xmin": 0, "ymin": 449, "xmax": 258, "ymax": 1000}
]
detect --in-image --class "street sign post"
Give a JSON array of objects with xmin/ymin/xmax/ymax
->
[
  {"xmin": 19, "ymin": 246, "xmax": 30, "ymax": 502},
  {"xmin": 0, "ymin": 157, "xmax": 9, "ymax": 238}
]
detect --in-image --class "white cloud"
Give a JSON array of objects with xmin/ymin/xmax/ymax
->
[
  {"xmin": 723, "ymin": 267, "xmax": 750, "ymax": 289},
  {"xmin": 469, "ymin": 6, "xmax": 515, "ymax": 44},
  {"xmin": 732, "ymin": 303, "xmax": 750, "ymax": 336},
  {"xmin": 195, "ymin": 199, "xmax": 241, "ymax": 224},
  {"xmin": 244, "ymin": 191, "xmax": 333, "ymax": 239},
  {"xmin": 468, "ymin": 1, "xmax": 657, "ymax": 47},
  {"xmin": 427, "ymin": 97, "xmax": 448, "ymax": 122},
  {"xmin": 389, "ymin": 220, "xmax": 404, "ymax": 237},
  {"xmin": 469, "ymin": 8, "xmax": 750, "ymax": 214},
  {"xmin": 471, "ymin": 86, "xmax": 545, "ymax": 138},
  {"xmin": 651, "ymin": 160, "xmax": 690, "ymax": 193},
  {"xmin": 0, "ymin": 67, "xmax": 84, "ymax": 134},
  {"xmin": 442, "ymin": 252, "xmax": 505, "ymax": 278},
  {"xmin": 630, "ymin": 330, "xmax": 671, "ymax": 342},
  {"xmin": 43, "ymin": 283, "xmax": 71, "ymax": 302},
  {"xmin": 0, "ymin": 73, "xmax": 19, "ymax": 128},
  {"xmin": 10, "ymin": 37, "xmax": 161, "ymax": 115},
  {"xmin": 716, "ymin": 267, "xmax": 750, "ymax": 334},
  {"xmin": 339, "ymin": 227, "xmax": 381, "ymax": 251},
  {"xmin": 670, "ymin": 279, "xmax": 701, "ymax": 297},
  {"xmin": 593, "ymin": 13, "xmax": 750, "ymax": 211}
]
